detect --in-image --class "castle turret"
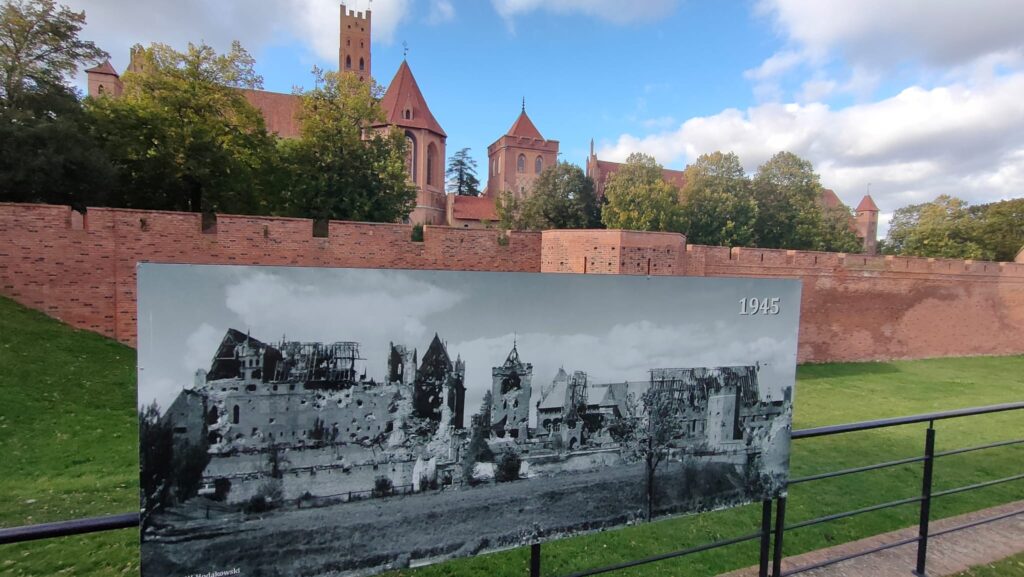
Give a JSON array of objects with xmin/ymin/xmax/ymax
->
[
  {"xmin": 85, "ymin": 61, "xmax": 122, "ymax": 98},
  {"xmin": 855, "ymin": 195, "xmax": 880, "ymax": 255}
]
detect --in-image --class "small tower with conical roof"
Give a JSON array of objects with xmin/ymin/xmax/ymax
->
[{"xmin": 855, "ymin": 195, "xmax": 880, "ymax": 255}]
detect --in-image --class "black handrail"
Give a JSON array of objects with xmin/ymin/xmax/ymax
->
[{"xmin": 1, "ymin": 400, "xmax": 1022, "ymax": 577}]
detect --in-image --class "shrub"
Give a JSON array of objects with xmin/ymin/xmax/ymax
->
[
  {"xmin": 245, "ymin": 479, "xmax": 283, "ymax": 513},
  {"xmin": 373, "ymin": 475, "xmax": 394, "ymax": 497},
  {"xmin": 411, "ymin": 223, "xmax": 424, "ymax": 242},
  {"xmin": 495, "ymin": 451, "xmax": 521, "ymax": 482}
]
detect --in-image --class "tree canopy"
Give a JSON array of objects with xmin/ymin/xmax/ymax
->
[
  {"xmin": 678, "ymin": 151, "xmax": 757, "ymax": 247},
  {"xmin": 86, "ymin": 41, "xmax": 277, "ymax": 214},
  {"xmin": 601, "ymin": 153, "xmax": 681, "ymax": 232},
  {"xmin": 516, "ymin": 162, "xmax": 600, "ymax": 230},
  {"xmin": 884, "ymin": 195, "xmax": 1023, "ymax": 261},
  {"xmin": 0, "ymin": 0, "xmax": 106, "ymax": 105},
  {"xmin": 278, "ymin": 68, "xmax": 414, "ymax": 222}
]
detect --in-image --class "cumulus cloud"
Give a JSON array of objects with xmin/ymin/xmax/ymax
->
[
  {"xmin": 492, "ymin": 0, "xmax": 678, "ymax": 25},
  {"xmin": 757, "ymin": 0, "xmax": 1024, "ymax": 69},
  {"xmin": 597, "ymin": 73, "xmax": 1024, "ymax": 228},
  {"xmin": 66, "ymin": 0, "xmax": 410, "ymax": 68}
]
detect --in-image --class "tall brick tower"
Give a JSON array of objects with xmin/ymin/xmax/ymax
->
[
  {"xmin": 340, "ymin": 4, "xmax": 371, "ymax": 81},
  {"xmin": 855, "ymin": 195, "xmax": 880, "ymax": 255},
  {"xmin": 485, "ymin": 102, "xmax": 559, "ymax": 200}
]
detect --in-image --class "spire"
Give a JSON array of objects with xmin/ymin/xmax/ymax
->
[
  {"xmin": 377, "ymin": 60, "xmax": 447, "ymax": 137},
  {"xmin": 856, "ymin": 194, "xmax": 880, "ymax": 212},
  {"xmin": 522, "ymin": 96, "xmax": 526, "ymax": 112},
  {"xmin": 507, "ymin": 108, "xmax": 544, "ymax": 140}
]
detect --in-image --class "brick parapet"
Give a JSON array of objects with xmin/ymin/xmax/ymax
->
[{"xmin": 2, "ymin": 202, "xmax": 1022, "ymax": 363}]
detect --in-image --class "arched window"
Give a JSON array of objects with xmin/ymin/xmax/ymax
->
[
  {"xmin": 345, "ymin": 55, "xmax": 352, "ymax": 69},
  {"xmin": 535, "ymin": 156, "xmax": 543, "ymax": 174},
  {"xmin": 359, "ymin": 57, "xmax": 365, "ymax": 71},
  {"xmin": 97, "ymin": 84, "xmax": 105, "ymax": 95},
  {"xmin": 403, "ymin": 108, "xmax": 412, "ymax": 120},
  {"xmin": 232, "ymin": 405, "xmax": 240, "ymax": 425},
  {"xmin": 517, "ymin": 154, "xmax": 526, "ymax": 173},
  {"xmin": 427, "ymin": 142, "xmax": 438, "ymax": 186},
  {"xmin": 405, "ymin": 132, "xmax": 417, "ymax": 180}
]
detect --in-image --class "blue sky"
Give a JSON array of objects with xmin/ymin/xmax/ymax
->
[{"xmin": 70, "ymin": 0, "xmax": 1024, "ymax": 236}]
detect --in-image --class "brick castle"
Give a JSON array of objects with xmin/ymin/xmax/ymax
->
[{"xmin": 83, "ymin": 3, "xmax": 880, "ymax": 252}]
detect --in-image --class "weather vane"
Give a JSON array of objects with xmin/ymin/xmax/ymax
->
[{"xmin": 403, "ymin": 41, "xmax": 409, "ymax": 59}]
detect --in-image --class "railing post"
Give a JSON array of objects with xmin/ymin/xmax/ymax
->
[
  {"xmin": 530, "ymin": 542, "xmax": 541, "ymax": 577},
  {"xmin": 759, "ymin": 499, "xmax": 773, "ymax": 577},
  {"xmin": 914, "ymin": 423, "xmax": 936, "ymax": 576},
  {"xmin": 772, "ymin": 496, "xmax": 787, "ymax": 577}
]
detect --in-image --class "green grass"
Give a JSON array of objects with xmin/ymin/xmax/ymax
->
[
  {"xmin": 954, "ymin": 552, "xmax": 1024, "ymax": 577},
  {"xmin": 0, "ymin": 295, "xmax": 1022, "ymax": 577}
]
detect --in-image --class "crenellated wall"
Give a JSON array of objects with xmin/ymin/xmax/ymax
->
[{"xmin": 2, "ymin": 202, "xmax": 1023, "ymax": 363}]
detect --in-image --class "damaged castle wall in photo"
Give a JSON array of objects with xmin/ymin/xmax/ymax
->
[{"xmin": 137, "ymin": 264, "xmax": 801, "ymax": 577}]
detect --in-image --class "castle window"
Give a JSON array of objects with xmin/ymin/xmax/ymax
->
[
  {"xmin": 359, "ymin": 57, "xmax": 365, "ymax": 71},
  {"xmin": 535, "ymin": 156, "xmax": 543, "ymax": 174},
  {"xmin": 232, "ymin": 405, "xmax": 240, "ymax": 425},
  {"xmin": 517, "ymin": 154, "xmax": 526, "ymax": 173},
  {"xmin": 97, "ymin": 84, "xmax": 105, "ymax": 95},
  {"xmin": 427, "ymin": 142, "xmax": 438, "ymax": 186},
  {"xmin": 345, "ymin": 55, "xmax": 352, "ymax": 69},
  {"xmin": 405, "ymin": 132, "xmax": 417, "ymax": 180},
  {"xmin": 403, "ymin": 108, "xmax": 412, "ymax": 120},
  {"xmin": 347, "ymin": 39, "xmax": 351, "ymax": 47}
]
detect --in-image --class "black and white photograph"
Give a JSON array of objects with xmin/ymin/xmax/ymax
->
[{"xmin": 137, "ymin": 264, "xmax": 801, "ymax": 577}]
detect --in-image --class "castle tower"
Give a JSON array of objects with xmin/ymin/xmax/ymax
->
[
  {"xmin": 85, "ymin": 61, "xmax": 122, "ymax": 98},
  {"xmin": 855, "ymin": 195, "xmax": 880, "ymax": 255},
  {"xmin": 486, "ymin": 101, "xmax": 559, "ymax": 200},
  {"xmin": 490, "ymin": 341, "xmax": 533, "ymax": 440},
  {"xmin": 376, "ymin": 60, "xmax": 447, "ymax": 224},
  {"xmin": 340, "ymin": 4, "xmax": 371, "ymax": 81}
]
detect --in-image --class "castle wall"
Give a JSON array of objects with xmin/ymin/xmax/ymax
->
[{"xmin": 2, "ymin": 202, "xmax": 1024, "ymax": 364}]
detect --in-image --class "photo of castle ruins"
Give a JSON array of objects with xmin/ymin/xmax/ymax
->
[{"xmin": 137, "ymin": 263, "xmax": 799, "ymax": 577}]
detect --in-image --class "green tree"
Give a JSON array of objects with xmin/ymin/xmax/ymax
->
[
  {"xmin": 445, "ymin": 147, "xmax": 481, "ymax": 196},
  {"xmin": 518, "ymin": 161, "xmax": 600, "ymax": 230},
  {"xmin": 279, "ymin": 68, "xmax": 415, "ymax": 222},
  {"xmin": 885, "ymin": 195, "xmax": 991, "ymax": 259},
  {"xmin": 0, "ymin": 0, "xmax": 106, "ymax": 105},
  {"xmin": 0, "ymin": 0, "xmax": 112, "ymax": 208},
  {"xmin": 495, "ymin": 189, "xmax": 525, "ymax": 231},
  {"xmin": 678, "ymin": 151, "xmax": 757, "ymax": 247},
  {"xmin": 816, "ymin": 204, "xmax": 864, "ymax": 253},
  {"xmin": 87, "ymin": 41, "xmax": 278, "ymax": 214},
  {"xmin": 600, "ymin": 152, "xmax": 681, "ymax": 231},
  {"xmin": 751, "ymin": 151, "xmax": 824, "ymax": 250},
  {"xmin": 973, "ymin": 198, "xmax": 1024, "ymax": 261}
]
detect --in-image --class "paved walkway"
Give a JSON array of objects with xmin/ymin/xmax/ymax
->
[{"xmin": 720, "ymin": 501, "xmax": 1024, "ymax": 577}]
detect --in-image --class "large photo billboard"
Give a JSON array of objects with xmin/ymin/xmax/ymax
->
[{"xmin": 137, "ymin": 264, "xmax": 800, "ymax": 576}]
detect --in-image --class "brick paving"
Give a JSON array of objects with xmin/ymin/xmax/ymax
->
[{"xmin": 719, "ymin": 500, "xmax": 1024, "ymax": 577}]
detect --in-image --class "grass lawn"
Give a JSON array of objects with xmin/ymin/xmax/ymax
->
[
  {"xmin": 954, "ymin": 553, "xmax": 1024, "ymax": 577},
  {"xmin": 0, "ymin": 295, "xmax": 1022, "ymax": 577}
]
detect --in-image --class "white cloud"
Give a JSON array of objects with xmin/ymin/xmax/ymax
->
[
  {"xmin": 757, "ymin": 0, "xmax": 1024, "ymax": 69},
  {"xmin": 491, "ymin": 0, "xmax": 678, "ymax": 25},
  {"xmin": 184, "ymin": 323, "xmax": 222, "ymax": 375},
  {"xmin": 66, "ymin": 0, "xmax": 411, "ymax": 70},
  {"xmin": 744, "ymin": 50, "xmax": 804, "ymax": 81},
  {"xmin": 427, "ymin": 0, "xmax": 455, "ymax": 24},
  {"xmin": 597, "ymin": 73, "xmax": 1024, "ymax": 235}
]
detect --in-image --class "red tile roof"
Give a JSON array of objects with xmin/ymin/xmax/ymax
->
[
  {"xmin": 593, "ymin": 159, "xmax": 687, "ymax": 190},
  {"xmin": 507, "ymin": 110, "xmax": 544, "ymax": 140},
  {"xmin": 85, "ymin": 61, "xmax": 118, "ymax": 77},
  {"xmin": 819, "ymin": 188, "xmax": 843, "ymax": 210},
  {"xmin": 239, "ymin": 89, "xmax": 302, "ymax": 139},
  {"xmin": 451, "ymin": 195, "xmax": 498, "ymax": 221},
  {"xmin": 379, "ymin": 60, "xmax": 446, "ymax": 137},
  {"xmin": 856, "ymin": 194, "xmax": 880, "ymax": 212}
]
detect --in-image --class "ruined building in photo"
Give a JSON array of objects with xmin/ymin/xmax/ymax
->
[
  {"xmin": 413, "ymin": 333, "xmax": 466, "ymax": 429},
  {"xmin": 489, "ymin": 342, "xmax": 533, "ymax": 440}
]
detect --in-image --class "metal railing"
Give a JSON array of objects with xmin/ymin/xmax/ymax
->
[{"xmin": 2, "ymin": 401, "xmax": 1023, "ymax": 577}]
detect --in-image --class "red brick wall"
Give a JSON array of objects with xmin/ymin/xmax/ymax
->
[
  {"xmin": 0, "ymin": 203, "xmax": 541, "ymax": 346},
  {"xmin": 3, "ymin": 202, "xmax": 1023, "ymax": 364}
]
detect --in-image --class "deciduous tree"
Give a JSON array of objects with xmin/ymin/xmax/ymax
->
[
  {"xmin": 678, "ymin": 151, "xmax": 757, "ymax": 247},
  {"xmin": 518, "ymin": 161, "xmax": 600, "ymax": 230},
  {"xmin": 885, "ymin": 195, "xmax": 991, "ymax": 259},
  {"xmin": 87, "ymin": 41, "xmax": 278, "ymax": 214},
  {"xmin": 279, "ymin": 68, "xmax": 415, "ymax": 222},
  {"xmin": 601, "ymin": 153, "xmax": 681, "ymax": 232},
  {"xmin": 751, "ymin": 151, "xmax": 824, "ymax": 250}
]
